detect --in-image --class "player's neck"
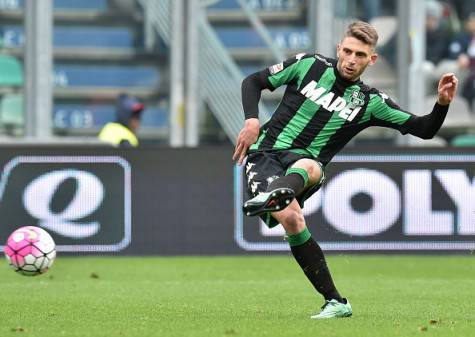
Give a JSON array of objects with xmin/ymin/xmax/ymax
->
[{"xmin": 335, "ymin": 64, "xmax": 360, "ymax": 83}]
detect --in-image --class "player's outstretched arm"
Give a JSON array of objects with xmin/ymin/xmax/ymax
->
[
  {"xmin": 437, "ymin": 73, "xmax": 458, "ymax": 106},
  {"xmin": 400, "ymin": 73, "xmax": 459, "ymax": 139}
]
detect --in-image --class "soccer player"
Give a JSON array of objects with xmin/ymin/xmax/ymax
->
[{"xmin": 232, "ymin": 21, "xmax": 458, "ymax": 319}]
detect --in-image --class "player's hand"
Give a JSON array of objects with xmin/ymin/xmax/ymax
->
[
  {"xmin": 232, "ymin": 118, "xmax": 260, "ymax": 166},
  {"xmin": 437, "ymin": 73, "xmax": 458, "ymax": 106}
]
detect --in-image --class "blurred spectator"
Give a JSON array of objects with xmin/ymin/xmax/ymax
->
[
  {"xmin": 447, "ymin": 13, "xmax": 475, "ymax": 108},
  {"xmin": 446, "ymin": 0, "xmax": 475, "ymax": 21},
  {"xmin": 438, "ymin": 1, "xmax": 461, "ymax": 34},
  {"xmin": 98, "ymin": 93, "xmax": 144, "ymax": 147},
  {"xmin": 426, "ymin": 1, "xmax": 451, "ymax": 65},
  {"xmin": 381, "ymin": 1, "xmax": 452, "ymax": 73},
  {"xmin": 424, "ymin": 0, "xmax": 453, "ymax": 92}
]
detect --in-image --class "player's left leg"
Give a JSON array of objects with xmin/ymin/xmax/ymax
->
[
  {"xmin": 243, "ymin": 158, "xmax": 322, "ymax": 216},
  {"xmin": 272, "ymin": 202, "xmax": 352, "ymax": 319},
  {"xmin": 271, "ymin": 158, "xmax": 322, "ymax": 194}
]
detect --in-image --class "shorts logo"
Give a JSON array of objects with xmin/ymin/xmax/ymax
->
[
  {"xmin": 250, "ymin": 181, "xmax": 261, "ymax": 195},
  {"xmin": 246, "ymin": 162, "xmax": 261, "ymax": 194},
  {"xmin": 245, "ymin": 162, "xmax": 255, "ymax": 174},
  {"xmin": 247, "ymin": 171, "xmax": 257, "ymax": 184}
]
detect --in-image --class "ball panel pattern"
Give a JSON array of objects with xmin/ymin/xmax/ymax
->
[{"xmin": 4, "ymin": 226, "xmax": 56, "ymax": 276}]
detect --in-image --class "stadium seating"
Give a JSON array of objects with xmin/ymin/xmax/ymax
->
[
  {"xmin": 369, "ymin": 16, "xmax": 397, "ymax": 48},
  {"xmin": 450, "ymin": 134, "xmax": 475, "ymax": 147},
  {"xmin": 5, "ymin": 0, "xmax": 108, "ymax": 11},
  {"xmin": 0, "ymin": 0, "xmax": 466, "ymax": 143},
  {"xmin": 0, "ymin": 0, "xmax": 167, "ymax": 137},
  {"xmin": 53, "ymin": 103, "xmax": 168, "ymax": 131},
  {"xmin": 0, "ymin": 26, "xmax": 136, "ymax": 49},
  {"xmin": 0, "ymin": 54, "xmax": 23, "ymax": 86},
  {"xmin": 207, "ymin": 0, "xmax": 302, "ymax": 14},
  {"xmin": 407, "ymin": 134, "xmax": 448, "ymax": 147},
  {"xmin": 204, "ymin": 1, "xmax": 307, "ymax": 119},
  {"xmin": 215, "ymin": 26, "xmax": 309, "ymax": 50},
  {"xmin": 54, "ymin": 0, "xmax": 108, "ymax": 11},
  {"xmin": 0, "ymin": 94, "xmax": 23, "ymax": 133},
  {"xmin": 53, "ymin": 65, "xmax": 159, "ymax": 88},
  {"xmin": 55, "ymin": 27, "xmax": 136, "ymax": 49},
  {"xmin": 361, "ymin": 57, "xmax": 397, "ymax": 94}
]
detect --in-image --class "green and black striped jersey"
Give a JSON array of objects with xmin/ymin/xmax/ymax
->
[{"xmin": 248, "ymin": 53, "xmax": 416, "ymax": 166}]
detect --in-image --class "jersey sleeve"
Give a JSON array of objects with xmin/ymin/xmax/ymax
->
[
  {"xmin": 367, "ymin": 91, "xmax": 413, "ymax": 134},
  {"xmin": 260, "ymin": 53, "xmax": 314, "ymax": 91}
]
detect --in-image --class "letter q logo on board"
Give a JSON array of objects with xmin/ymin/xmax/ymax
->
[
  {"xmin": 23, "ymin": 169, "xmax": 105, "ymax": 239},
  {"xmin": 0, "ymin": 156, "xmax": 131, "ymax": 252}
]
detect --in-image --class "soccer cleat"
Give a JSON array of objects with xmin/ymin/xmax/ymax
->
[
  {"xmin": 310, "ymin": 298, "xmax": 352, "ymax": 319},
  {"xmin": 243, "ymin": 187, "xmax": 295, "ymax": 216}
]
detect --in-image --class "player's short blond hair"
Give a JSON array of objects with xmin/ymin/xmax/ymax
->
[{"xmin": 344, "ymin": 21, "xmax": 379, "ymax": 49}]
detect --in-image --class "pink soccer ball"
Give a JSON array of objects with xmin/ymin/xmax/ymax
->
[{"xmin": 4, "ymin": 226, "xmax": 56, "ymax": 276}]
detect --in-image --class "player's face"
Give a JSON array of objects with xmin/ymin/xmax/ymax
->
[{"xmin": 336, "ymin": 37, "xmax": 378, "ymax": 81}]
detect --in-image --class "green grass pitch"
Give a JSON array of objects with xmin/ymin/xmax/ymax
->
[{"xmin": 0, "ymin": 255, "xmax": 474, "ymax": 337}]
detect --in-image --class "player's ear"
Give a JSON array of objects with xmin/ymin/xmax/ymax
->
[
  {"xmin": 369, "ymin": 52, "xmax": 378, "ymax": 66},
  {"xmin": 336, "ymin": 43, "xmax": 341, "ymax": 58}
]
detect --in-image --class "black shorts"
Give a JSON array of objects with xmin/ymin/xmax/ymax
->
[{"xmin": 244, "ymin": 151, "xmax": 325, "ymax": 228}]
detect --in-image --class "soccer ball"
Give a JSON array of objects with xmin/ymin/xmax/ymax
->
[{"xmin": 4, "ymin": 226, "xmax": 56, "ymax": 276}]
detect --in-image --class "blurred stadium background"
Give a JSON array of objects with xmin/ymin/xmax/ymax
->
[{"xmin": 0, "ymin": 1, "xmax": 474, "ymax": 336}]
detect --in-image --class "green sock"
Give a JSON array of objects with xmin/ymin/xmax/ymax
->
[{"xmin": 286, "ymin": 227, "xmax": 311, "ymax": 247}]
